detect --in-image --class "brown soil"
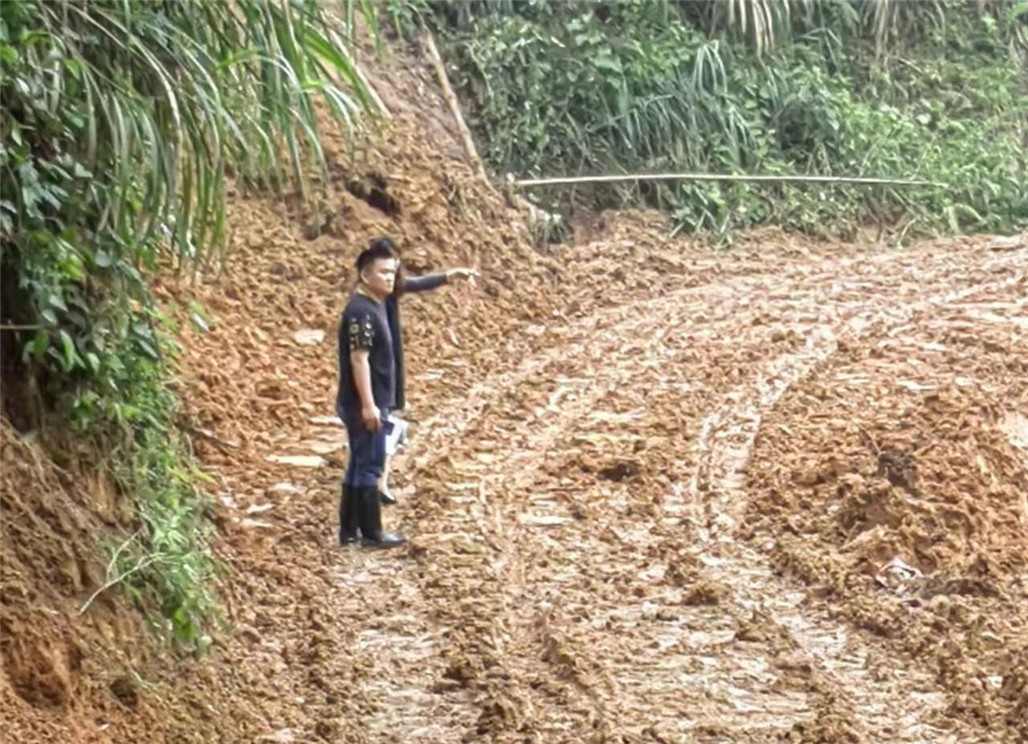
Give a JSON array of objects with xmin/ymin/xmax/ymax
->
[{"xmin": 2, "ymin": 42, "xmax": 1027, "ymax": 744}]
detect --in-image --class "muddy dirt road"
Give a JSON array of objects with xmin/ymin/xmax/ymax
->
[
  {"xmin": 228, "ymin": 233, "xmax": 1025, "ymax": 744},
  {"xmin": 3, "ymin": 70, "xmax": 1025, "ymax": 744}
]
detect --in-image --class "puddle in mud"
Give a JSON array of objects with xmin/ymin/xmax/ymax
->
[{"xmin": 1000, "ymin": 409, "xmax": 1028, "ymax": 450}]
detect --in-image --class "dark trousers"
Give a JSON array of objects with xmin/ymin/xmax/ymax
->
[{"xmin": 342, "ymin": 409, "xmax": 388, "ymax": 488}]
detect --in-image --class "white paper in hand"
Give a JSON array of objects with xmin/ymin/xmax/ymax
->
[{"xmin": 383, "ymin": 414, "xmax": 408, "ymax": 456}]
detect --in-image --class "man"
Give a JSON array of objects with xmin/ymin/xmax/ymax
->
[
  {"xmin": 377, "ymin": 242, "xmax": 479, "ymax": 504},
  {"xmin": 336, "ymin": 239, "xmax": 405, "ymax": 548}
]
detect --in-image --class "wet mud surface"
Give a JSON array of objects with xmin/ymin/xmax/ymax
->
[
  {"xmin": 2, "ymin": 106, "xmax": 1025, "ymax": 743},
  {"xmin": 164, "ymin": 218, "xmax": 1024, "ymax": 743}
]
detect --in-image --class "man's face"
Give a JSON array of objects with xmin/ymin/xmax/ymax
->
[{"xmin": 362, "ymin": 257, "xmax": 398, "ymax": 297}]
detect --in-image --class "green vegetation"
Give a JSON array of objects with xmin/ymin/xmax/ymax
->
[
  {"xmin": 1, "ymin": 0, "xmax": 1025, "ymax": 650},
  {"xmin": 406, "ymin": 0, "xmax": 1028, "ymax": 239},
  {"xmin": 0, "ymin": 0, "xmax": 379, "ymax": 646}
]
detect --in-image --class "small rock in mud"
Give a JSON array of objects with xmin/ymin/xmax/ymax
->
[
  {"xmin": 313, "ymin": 718, "xmax": 339, "ymax": 740},
  {"xmin": 734, "ymin": 609, "xmax": 775, "ymax": 643},
  {"xmin": 791, "ymin": 455, "xmax": 849, "ymax": 487},
  {"xmin": 431, "ymin": 678, "xmax": 465, "ymax": 694},
  {"xmin": 836, "ymin": 480, "xmax": 905, "ymax": 534},
  {"xmin": 442, "ymin": 659, "xmax": 478, "ymax": 687},
  {"xmin": 568, "ymin": 500, "xmax": 592, "ymax": 520},
  {"xmin": 662, "ymin": 556, "xmax": 702, "ymax": 588},
  {"xmin": 774, "ymin": 652, "xmax": 815, "ymax": 676},
  {"xmin": 109, "ymin": 676, "xmax": 138, "ymax": 710},
  {"xmin": 682, "ymin": 580, "xmax": 727, "ymax": 606},
  {"xmin": 641, "ymin": 722, "xmax": 681, "ymax": 742},
  {"xmin": 236, "ymin": 624, "xmax": 262, "ymax": 645},
  {"xmin": 779, "ymin": 693, "xmax": 863, "ymax": 743},
  {"xmin": 596, "ymin": 458, "xmax": 641, "ymax": 482},
  {"xmin": 876, "ymin": 446, "xmax": 919, "ymax": 495},
  {"xmin": 472, "ymin": 697, "xmax": 522, "ymax": 737}
]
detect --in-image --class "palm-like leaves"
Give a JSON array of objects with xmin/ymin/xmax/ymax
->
[
  {"xmin": 443, "ymin": 0, "xmax": 1026, "ymax": 238},
  {"xmin": 0, "ymin": 0, "xmax": 385, "ymax": 644},
  {"xmin": 3, "ymin": 0, "xmax": 381, "ymax": 270}
]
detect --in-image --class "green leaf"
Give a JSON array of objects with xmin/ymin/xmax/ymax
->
[
  {"xmin": 137, "ymin": 339, "xmax": 159, "ymax": 361},
  {"xmin": 945, "ymin": 205, "xmax": 959, "ymax": 233},
  {"xmin": 1007, "ymin": 2, "xmax": 1028, "ymax": 22},
  {"xmin": 171, "ymin": 606, "xmax": 197, "ymax": 643},
  {"xmin": 24, "ymin": 331, "xmax": 49, "ymax": 362},
  {"xmin": 57, "ymin": 330, "xmax": 77, "ymax": 371},
  {"xmin": 190, "ymin": 312, "xmax": 210, "ymax": 333},
  {"xmin": 592, "ymin": 54, "xmax": 623, "ymax": 75},
  {"xmin": 48, "ymin": 292, "xmax": 68, "ymax": 312}
]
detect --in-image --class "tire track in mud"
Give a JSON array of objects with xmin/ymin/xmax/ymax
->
[
  {"xmin": 672, "ymin": 259, "xmax": 1026, "ymax": 743},
  {"xmin": 319, "ymin": 254, "xmax": 848, "ymax": 741},
  {"xmin": 468, "ymin": 246, "xmax": 1028, "ymax": 739},
  {"xmin": 326, "ymin": 264, "xmax": 794, "ymax": 742},
  {"xmin": 328, "ymin": 242, "xmax": 1025, "ymax": 742}
]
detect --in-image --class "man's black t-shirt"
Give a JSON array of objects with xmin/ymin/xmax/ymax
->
[{"xmin": 336, "ymin": 291, "xmax": 395, "ymax": 420}]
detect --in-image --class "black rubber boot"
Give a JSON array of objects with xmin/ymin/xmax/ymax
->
[
  {"xmin": 355, "ymin": 486, "xmax": 405, "ymax": 549},
  {"xmin": 339, "ymin": 484, "xmax": 360, "ymax": 545}
]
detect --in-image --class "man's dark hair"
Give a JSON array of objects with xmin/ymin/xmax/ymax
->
[{"xmin": 356, "ymin": 236, "xmax": 398, "ymax": 274}]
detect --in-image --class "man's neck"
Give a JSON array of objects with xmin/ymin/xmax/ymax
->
[{"xmin": 357, "ymin": 284, "xmax": 385, "ymax": 303}]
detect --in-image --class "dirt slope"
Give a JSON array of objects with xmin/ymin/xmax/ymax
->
[{"xmin": 2, "ymin": 40, "xmax": 1026, "ymax": 744}]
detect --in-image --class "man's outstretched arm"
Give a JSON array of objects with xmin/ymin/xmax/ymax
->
[{"xmin": 403, "ymin": 268, "xmax": 479, "ymax": 293}]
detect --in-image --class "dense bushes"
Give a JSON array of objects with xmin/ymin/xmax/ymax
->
[
  {"xmin": 0, "ymin": 0, "xmax": 378, "ymax": 645},
  {"xmin": 406, "ymin": 0, "xmax": 1028, "ymax": 238}
]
